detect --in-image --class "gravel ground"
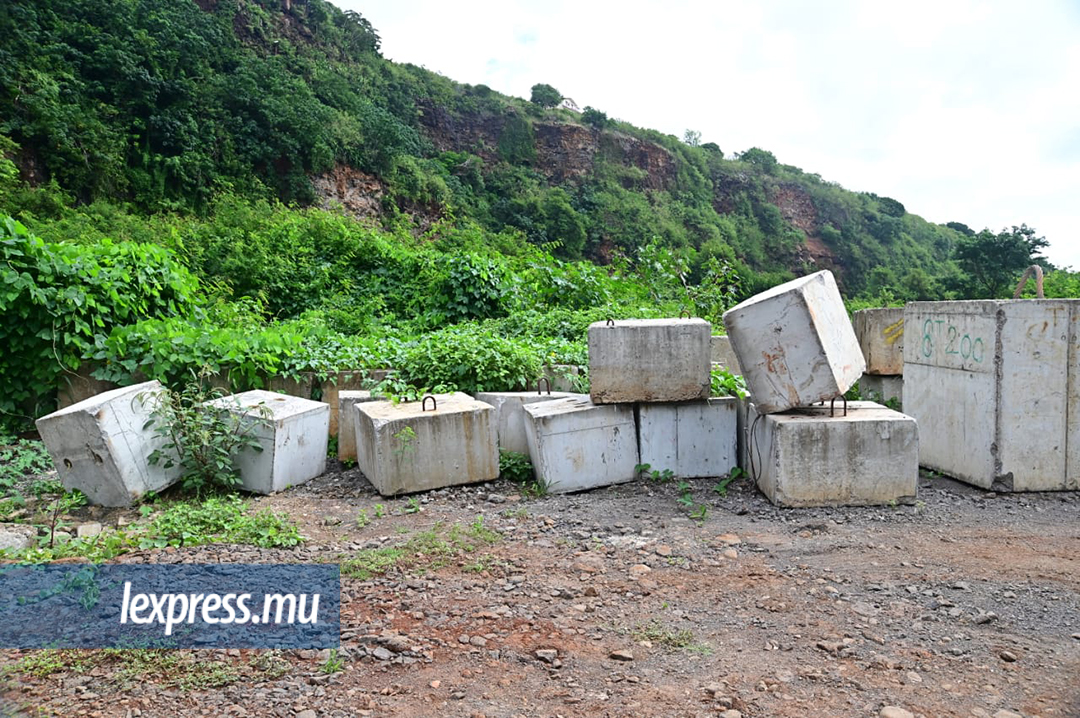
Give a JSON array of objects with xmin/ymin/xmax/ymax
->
[{"xmin": 2, "ymin": 465, "xmax": 1079, "ymax": 718}]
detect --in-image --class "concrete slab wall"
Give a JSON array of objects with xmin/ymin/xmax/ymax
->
[
  {"xmin": 523, "ymin": 397, "xmax": 638, "ymax": 493},
  {"xmin": 748, "ymin": 401, "xmax": 918, "ymax": 507},
  {"xmin": 710, "ymin": 336, "xmax": 742, "ymax": 374},
  {"xmin": 859, "ymin": 374, "xmax": 903, "ymax": 407},
  {"xmin": 853, "ymin": 307, "xmax": 905, "ymax": 375},
  {"xmin": 206, "ymin": 390, "xmax": 329, "ymax": 494},
  {"xmin": 637, "ymin": 398, "xmax": 738, "ymax": 479},
  {"xmin": 474, "ymin": 391, "xmax": 583, "ymax": 455},
  {"xmin": 903, "ymin": 300, "xmax": 1080, "ymax": 491},
  {"xmin": 36, "ymin": 381, "xmax": 182, "ymax": 506},
  {"xmin": 338, "ymin": 390, "xmax": 378, "ymax": 462},
  {"xmin": 355, "ymin": 392, "xmax": 498, "ymax": 496},
  {"xmin": 723, "ymin": 270, "xmax": 865, "ymax": 414},
  {"xmin": 588, "ymin": 319, "xmax": 710, "ymax": 404}
]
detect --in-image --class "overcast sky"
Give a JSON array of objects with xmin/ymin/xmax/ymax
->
[{"xmin": 339, "ymin": 0, "xmax": 1080, "ymax": 268}]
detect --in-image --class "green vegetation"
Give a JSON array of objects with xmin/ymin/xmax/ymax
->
[{"xmin": 340, "ymin": 517, "xmax": 500, "ymax": 579}]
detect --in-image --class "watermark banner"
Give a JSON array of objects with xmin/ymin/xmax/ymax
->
[{"xmin": 0, "ymin": 564, "xmax": 340, "ymax": 649}]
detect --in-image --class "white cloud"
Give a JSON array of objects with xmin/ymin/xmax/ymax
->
[{"xmin": 342, "ymin": 0, "xmax": 1080, "ymax": 268}]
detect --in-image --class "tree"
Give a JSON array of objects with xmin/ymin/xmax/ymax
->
[
  {"xmin": 683, "ymin": 129, "xmax": 701, "ymax": 147},
  {"xmin": 581, "ymin": 106, "xmax": 608, "ymax": 129},
  {"xmin": 953, "ymin": 224, "xmax": 1049, "ymax": 298},
  {"xmin": 739, "ymin": 147, "xmax": 778, "ymax": 174},
  {"xmin": 529, "ymin": 83, "xmax": 562, "ymax": 108},
  {"xmin": 701, "ymin": 142, "xmax": 723, "ymax": 157}
]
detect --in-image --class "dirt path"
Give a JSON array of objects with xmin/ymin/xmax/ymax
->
[{"xmin": 4, "ymin": 469, "xmax": 1079, "ymax": 717}]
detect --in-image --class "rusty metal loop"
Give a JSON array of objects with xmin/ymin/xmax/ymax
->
[
  {"xmin": 421, "ymin": 395, "xmax": 437, "ymax": 412},
  {"xmin": 536, "ymin": 377, "xmax": 551, "ymax": 395},
  {"xmin": 679, "ymin": 307, "xmax": 691, "ymax": 319},
  {"xmin": 830, "ymin": 395, "xmax": 847, "ymax": 418},
  {"xmin": 605, "ymin": 318, "xmax": 615, "ymax": 326},
  {"xmin": 1013, "ymin": 264, "xmax": 1045, "ymax": 299}
]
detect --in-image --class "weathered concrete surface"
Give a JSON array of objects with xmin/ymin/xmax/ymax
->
[
  {"xmin": 320, "ymin": 371, "xmax": 376, "ymax": 437},
  {"xmin": 747, "ymin": 401, "xmax": 918, "ymax": 507},
  {"xmin": 338, "ymin": 390, "xmax": 380, "ymax": 462},
  {"xmin": 723, "ymin": 271, "xmax": 865, "ymax": 414},
  {"xmin": 860, "ymin": 374, "xmax": 903, "ymax": 407},
  {"xmin": 637, "ymin": 398, "xmax": 738, "ymax": 478},
  {"xmin": 542, "ymin": 365, "xmax": 585, "ymax": 393},
  {"xmin": 853, "ymin": 307, "xmax": 905, "ymax": 375},
  {"xmin": 267, "ymin": 373, "xmax": 315, "ymax": 400},
  {"xmin": 904, "ymin": 300, "xmax": 1080, "ymax": 491},
  {"xmin": 523, "ymin": 397, "xmax": 638, "ymax": 493},
  {"xmin": 57, "ymin": 364, "xmax": 119, "ymax": 410},
  {"xmin": 355, "ymin": 392, "xmax": 498, "ymax": 496},
  {"xmin": 35, "ymin": 381, "xmax": 182, "ymax": 506},
  {"xmin": 710, "ymin": 336, "xmax": 743, "ymax": 374},
  {"xmin": 588, "ymin": 319, "xmax": 710, "ymax": 404},
  {"xmin": 206, "ymin": 390, "xmax": 329, "ymax": 495},
  {"xmin": 474, "ymin": 391, "xmax": 582, "ymax": 455}
]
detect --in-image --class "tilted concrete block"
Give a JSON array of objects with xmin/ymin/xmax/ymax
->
[
  {"xmin": 859, "ymin": 374, "xmax": 903, "ymax": 408},
  {"xmin": 35, "ymin": 381, "xmax": 182, "ymax": 506},
  {"xmin": 723, "ymin": 270, "xmax": 865, "ymax": 413},
  {"xmin": 637, "ymin": 398, "xmax": 738, "ymax": 479},
  {"xmin": 588, "ymin": 318, "xmax": 710, "ymax": 403},
  {"xmin": 355, "ymin": 392, "xmax": 498, "ymax": 496},
  {"xmin": 205, "ymin": 390, "xmax": 329, "ymax": 495},
  {"xmin": 337, "ymin": 390, "xmax": 380, "ymax": 462},
  {"xmin": 904, "ymin": 299, "xmax": 1080, "ymax": 491},
  {"xmin": 710, "ymin": 335, "xmax": 743, "ymax": 374},
  {"xmin": 747, "ymin": 401, "xmax": 918, "ymax": 507},
  {"xmin": 853, "ymin": 307, "xmax": 905, "ymax": 375},
  {"xmin": 474, "ymin": 390, "xmax": 583, "ymax": 455},
  {"xmin": 523, "ymin": 397, "xmax": 638, "ymax": 493}
]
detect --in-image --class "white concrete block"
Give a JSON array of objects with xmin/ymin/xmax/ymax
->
[
  {"xmin": 747, "ymin": 401, "xmax": 918, "ymax": 507},
  {"xmin": 354, "ymin": 392, "xmax": 498, "ymax": 496},
  {"xmin": 853, "ymin": 307, "xmax": 905, "ymax": 375},
  {"xmin": 904, "ymin": 300, "xmax": 1080, "ymax": 491},
  {"xmin": 523, "ymin": 397, "xmax": 638, "ymax": 493},
  {"xmin": 637, "ymin": 398, "xmax": 738, "ymax": 478},
  {"xmin": 859, "ymin": 374, "xmax": 903, "ymax": 407},
  {"xmin": 206, "ymin": 390, "xmax": 329, "ymax": 494},
  {"xmin": 35, "ymin": 381, "xmax": 182, "ymax": 506},
  {"xmin": 473, "ymin": 391, "xmax": 584, "ymax": 455},
  {"xmin": 588, "ymin": 318, "xmax": 711, "ymax": 403},
  {"xmin": 710, "ymin": 336, "xmax": 743, "ymax": 374},
  {"xmin": 337, "ymin": 390, "xmax": 379, "ymax": 462},
  {"xmin": 723, "ymin": 270, "xmax": 865, "ymax": 413}
]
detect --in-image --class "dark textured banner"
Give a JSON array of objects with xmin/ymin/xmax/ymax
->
[{"xmin": 0, "ymin": 564, "xmax": 340, "ymax": 649}]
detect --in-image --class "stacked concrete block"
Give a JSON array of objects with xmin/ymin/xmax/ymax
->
[
  {"xmin": 637, "ymin": 398, "xmax": 738, "ymax": 479},
  {"xmin": 354, "ymin": 392, "xmax": 498, "ymax": 496},
  {"xmin": 747, "ymin": 401, "xmax": 918, "ymax": 507},
  {"xmin": 853, "ymin": 307, "xmax": 905, "ymax": 407},
  {"xmin": 320, "ymin": 371, "xmax": 373, "ymax": 437},
  {"xmin": 35, "ymin": 381, "xmax": 182, "ymax": 506},
  {"xmin": 337, "ymin": 390, "xmax": 380, "ymax": 462},
  {"xmin": 710, "ymin": 336, "xmax": 743, "ymax": 375},
  {"xmin": 205, "ymin": 390, "xmax": 329, "ymax": 495},
  {"xmin": 474, "ymin": 390, "xmax": 583, "ymax": 455},
  {"xmin": 588, "ymin": 319, "xmax": 711, "ymax": 404},
  {"xmin": 904, "ymin": 299, "xmax": 1080, "ymax": 491},
  {"xmin": 723, "ymin": 271, "xmax": 865, "ymax": 413},
  {"xmin": 523, "ymin": 397, "xmax": 639, "ymax": 493}
]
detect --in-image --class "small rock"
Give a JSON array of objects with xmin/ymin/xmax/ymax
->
[
  {"xmin": 534, "ymin": 649, "xmax": 558, "ymax": 664},
  {"xmin": 993, "ymin": 711, "xmax": 1023, "ymax": 718},
  {"xmin": 469, "ymin": 636, "xmax": 487, "ymax": 647},
  {"xmin": 905, "ymin": 671, "xmax": 922, "ymax": 684},
  {"xmin": 721, "ymin": 548, "xmax": 738, "ymax": 560},
  {"xmin": 628, "ymin": 564, "xmax": 652, "ymax": 577},
  {"xmin": 879, "ymin": 708, "xmax": 914, "ymax": 718},
  {"xmin": 457, "ymin": 634, "xmax": 471, "ymax": 645},
  {"xmin": 76, "ymin": 522, "xmax": 103, "ymax": 539},
  {"xmin": 716, "ymin": 533, "xmax": 741, "ymax": 546},
  {"xmin": 973, "ymin": 612, "xmax": 998, "ymax": 625},
  {"xmin": 654, "ymin": 545, "xmax": 672, "ymax": 557},
  {"xmin": 486, "ymin": 494, "xmax": 506, "ymax": 504},
  {"xmin": 999, "ymin": 650, "xmax": 1018, "ymax": 662},
  {"xmin": 296, "ymin": 711, "xmax": 317, "ymax": 718},
  {"xmin": 429, "ymin": 680, "xmax": 441, "ymax": 689},
  {"xmin": 371, "ymin": 647, "xmax": 392, "ymax": 661},
  {"xmin": 719, "ymin": 711, "xmax": 742, "ymax": 718},
  {"xmin": 609, "ymin": 649, "xmax": 634, "ymax": 661}
]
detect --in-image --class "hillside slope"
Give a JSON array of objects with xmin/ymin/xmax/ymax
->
[{"xmin": 0, "ymin": 0, "xmax": 963, "ymax": 295}]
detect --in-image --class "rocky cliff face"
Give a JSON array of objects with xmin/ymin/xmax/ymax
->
[
  {"xmin": 311, "ymin": 164, "xmax": 386, "ymax": 221},
  {"xmin": 770, "ymin": 182, "xmax": 843, "ymax": 278}
]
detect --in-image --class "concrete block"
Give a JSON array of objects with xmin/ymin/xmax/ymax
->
[
  {"xmin": 473, "ymin": 391, "xmax": 583, "ymax": 455},
  {"xmin": 723, "ymin": 270, "xmax": 865, "ymax": 413},
  {"xmin": 737, "ymin": 393, "xmax": 753, "ymax": 471},
  {"xmin": 337, "ymin": 390, "xmax": 380, "ymax": 462},
  {"xmin": 320, "ymin": 371, "xmax": 374, "ymax": 437},
  {"xmin": 206, "ymin": 390, "xmax": 329, "ymax": 494},
  {"xmin": 904, "ymin": 299, "xmax": 1080, "ymax": 491},
  {"xmin": 266, "ymin": 373, "xmax": 314, "ymax": 400},
  {"xmin": 859, "ymin": 374, "xmax": 903, "ymax": 407},
  {"xmin": 35, "ymin": 381, "xmax": 182, "ymax": 506},
  {"xmin": 588, "ymin": 319, "xmax": 710, "ymax": 403},
  {"xmin": 637, "ymin": 398, "xmax": 738, "ymax": 479},
  {"xmin": 747, "ymin": 401, "xmax": 918, "ymax": 507},
  {"xmin": 57, "ymin": 364, "xmax": 120, "ymax": 410},
  {"xmin": 523, "ymin": 397, "xmax": 638, "ymax": 493},
  {"xmin": 542, "ymin": 365, "xmax": 585, "ymax": 393},
  {"xmin": 853, "ymin": 307, "xmax": 905, "ymax": 375},
  {"xmin": 354, "ymin": 392, "xmax": 498, "ymax": 496},
  {"xmin": 710, "ymin": 336, "xmax": 743, "ymax": 374}
]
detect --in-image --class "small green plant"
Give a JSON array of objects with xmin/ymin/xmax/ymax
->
[
  {"xmin": 142, "ymin": 377, "xmax": 267, "ymax": 495},
  {"xmin": 499, "ymin": 449, "xmax": 547, "ymax": 496},
  {"xmin": 635, "ymin": 463, "xmax": 675, "ymax": 483},
  {"xmin": 392, "ymin": 426, "xmax": 418, "ymax": 460},
  {"xmin": 320, "ymin": 648, "xmax": 344, "ymax": 674},
  {"xmin": 689, "ymin": 504, "xmax": 708, "ymax": 522},
  {"xmin": 0, "ymin": 435, "xmax": 53, "ymax": 506},
  {"xmin": 356, "ymin": 508, "xmax": 369, "ymax": 528},
  {"xmin": 676, "ymin": 481, "xmax": 694, "ymax": 508},
  {"xmin": 713, "ymin": 476, "xmax": 735, "ymax": 497},
  {"xmin": 710, "ymin": 366, "xmax": 748, "ymax": 399},
  {"xmin": 630, "ymin": 619, "xmax": 710, "ymax": 654},
  {"xmin": 373, "ymin": 503, "xmax": 386, "ymax": 518},
  {"xmin": 403, "ymin": 497, "xmax": 422, "ymax": 514}
]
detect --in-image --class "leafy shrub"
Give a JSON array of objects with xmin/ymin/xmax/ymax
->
[
  {"xmin": 710, "ymin": 367, "xmax": 747, "ymax": 399},
  {"xmin": 397, "ymin": 326, "xmax": 541, "ymax": 392},
  {"xmin": 440, "ymin": 254, "xmax": 511, "ymax": 321}
]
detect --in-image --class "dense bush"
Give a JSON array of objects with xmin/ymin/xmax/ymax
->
[{"xmin": 396, "ymin": 326, "xmax": 542, "ymax": 393}]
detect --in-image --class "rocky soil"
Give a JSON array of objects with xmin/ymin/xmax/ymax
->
[{"xmin": 2, "ymin": 467, "xmax": 1078, "ymax": 718}]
